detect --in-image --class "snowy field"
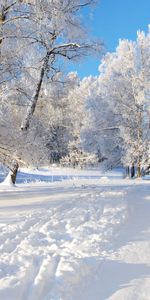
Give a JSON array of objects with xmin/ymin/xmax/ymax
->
[{"xmin": 0, "ymin": 167, "xmax": 150, "ymax": 300}]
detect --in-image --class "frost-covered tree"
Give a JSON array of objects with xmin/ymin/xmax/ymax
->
[
  {"xmin": 58, "ymin": 74, "xmax": 98, "ymax": 167},
  {"xmin": 20, "ymin": 0, "xmax": 101, "ymax": 131},
  {"xmin": 77, "ymin": 75, "xmax": 120, "ymax": 168},
  {"xmin": 0, "ymin": 0, "xmax": 102, "ymax": 182},
  {"xmin": 0, "ymin": 0, "xmax": 100, "ymax": 130},
  {"xmin": 0, "ymin": 96, "xmax": 49, "ymax": 182},
  {"xmin": 36, "ymin": 71, "xmax": 87, "ymax": 163},
  {"xmin": 79, "ymin": 27, "xmax": 150, "ymax": 174},
  {"xmin": 94, "ymin": 27, "xmax": 150, "ymax": 175}
]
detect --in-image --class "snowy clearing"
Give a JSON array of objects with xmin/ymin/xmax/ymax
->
[{"xmin": 0, "ymin": 168, "xmax": 150, "ymax": 300}]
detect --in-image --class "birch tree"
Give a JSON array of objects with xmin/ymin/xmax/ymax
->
[
  {"xmin": 96, "ymin": 28, "xmax": 150, "ymax": 175},
  {"xmin": 20, "ymin": 0, "xmax": 100, "ymax": 131},
  {"xmin": 35, "ymin": 71, "xmax": 86, "ymax": 163},
  {"xmin": 0, "ymin": 0, "xmax": 101, "ymax": 182},
  {"xmin": 80, "ymin": 27, "xmax": 150, "ymax": 173},
  {"xmin": 80, "ymin": 75, "xmax": 121, "ymax": 168},
  {"xmin": 0, "ymin": 0, "xmax": 100, "ymax": 131}
]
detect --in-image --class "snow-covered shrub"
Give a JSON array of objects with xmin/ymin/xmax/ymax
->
[{"xmin": 60, "ymin": 148, "xmax": 98, "ymax": 168}]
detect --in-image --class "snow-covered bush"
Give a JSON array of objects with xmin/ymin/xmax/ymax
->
[{"xmin": 60, "ymin": 145, "xmax": 98, "ymax": 168}]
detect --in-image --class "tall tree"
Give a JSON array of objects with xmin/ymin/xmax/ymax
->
[
  {"xmin": 0, "ymin": 0, "xmax": 100, "ymax": 130},
  {"xmin": 0, "ymin": 0, "xmax": 101, "ymax": 181},
  {"xmin": 94, "ymin": 28, "xmax": 150, "ymax": 175}
]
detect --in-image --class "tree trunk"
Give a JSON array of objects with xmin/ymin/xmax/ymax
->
[
  {"xmin": 10, "ymin": 160, "xmax": 19, "ymax": 184},
  {"xmin": 126, "ymin": 166, "xmax": 130, "ymax": 177},
  {"xmin": 137, "ymin": 110, "xmax": 142, "ymax": 178},
  {"xmin": 21, "ymin": 52, "xmax": 50, "ymax": 131},
  {"xmin": 137, "ymin": 160, "xmax": 141, "ymax": 177},
  {"xmin": 3, "ymin": 160, "xmax": 19, "ymax": 185},
  {"xmin": 131, "ymin": 163, "xmax": 135, "ymax": 178}
]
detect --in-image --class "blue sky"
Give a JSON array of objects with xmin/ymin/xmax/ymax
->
[{"xmin": 69, "ymin": 0, "xmax": 150, "ymax": 78}]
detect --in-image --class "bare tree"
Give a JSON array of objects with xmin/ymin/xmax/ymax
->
[
  {"xmin": 0, "ymin": 0, "xmax": 102, "ymax": 182},
  {"xmin": 15, "ymin": 0, "xmax": 101, "ymax": 130}
]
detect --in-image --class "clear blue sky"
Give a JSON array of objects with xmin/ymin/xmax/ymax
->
[{"xmin": 69, "ymin": 0, "xmax": 150, "ymax": 78}]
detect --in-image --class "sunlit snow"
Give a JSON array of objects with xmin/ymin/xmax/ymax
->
[{"xmin": 0, "ymin": 167, "xmax": 150, "ymax": 300}]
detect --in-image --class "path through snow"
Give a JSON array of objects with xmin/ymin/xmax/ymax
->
[
  {"xmin": 103, "ymin": 185, "xmax": 150, "ymax": 300},
  {"xmin": 0, "ymin": 169, "xmax": 149, "ymax": 299}
]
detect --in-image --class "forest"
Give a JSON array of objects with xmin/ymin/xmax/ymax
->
[
  {"xmin": 0, "ymin": 2, "xmax": 150, "ymax": 300},
  {"xmin": 0, "ymin": 0, "xmax": 150, "ymax": 182}
]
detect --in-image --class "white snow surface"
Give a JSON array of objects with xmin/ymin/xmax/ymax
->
[{"xmin": 0, "ymin": 167, "xmax": 150, "ymax": 300}]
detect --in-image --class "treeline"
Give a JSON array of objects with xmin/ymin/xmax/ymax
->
[{"xmin": 0, "ymin": 1, "xmax": 150, "ymax": 179}]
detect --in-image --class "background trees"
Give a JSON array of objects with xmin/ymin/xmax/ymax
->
[
  {"xmin": 102, "ymin": 30, "xmax": 150, "ymax": 175},
  {"xmin": 81, "ymin": 27, "xmax": 150, "ymax": 175},
  {"xmin": 80, "ymin": 75, "xmax": 121, "ymax": 168},
  {"xmin": 0, "ymin": 1, "xmax": 149, "ymax": 178}
]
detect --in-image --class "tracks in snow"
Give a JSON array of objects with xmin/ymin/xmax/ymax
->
[{"xmin": 0, "ymin": 185, "xmax": 128, "ymax": 300}]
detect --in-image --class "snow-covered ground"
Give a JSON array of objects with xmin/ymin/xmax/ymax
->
[{"xmin": 0, "ymin": 167, "xmax": 150, "ymax": 300}]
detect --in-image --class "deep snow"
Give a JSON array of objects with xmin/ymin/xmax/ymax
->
[{"xmin": 0, "ymin": 167, "xmax": 150, "ymax": 300}]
